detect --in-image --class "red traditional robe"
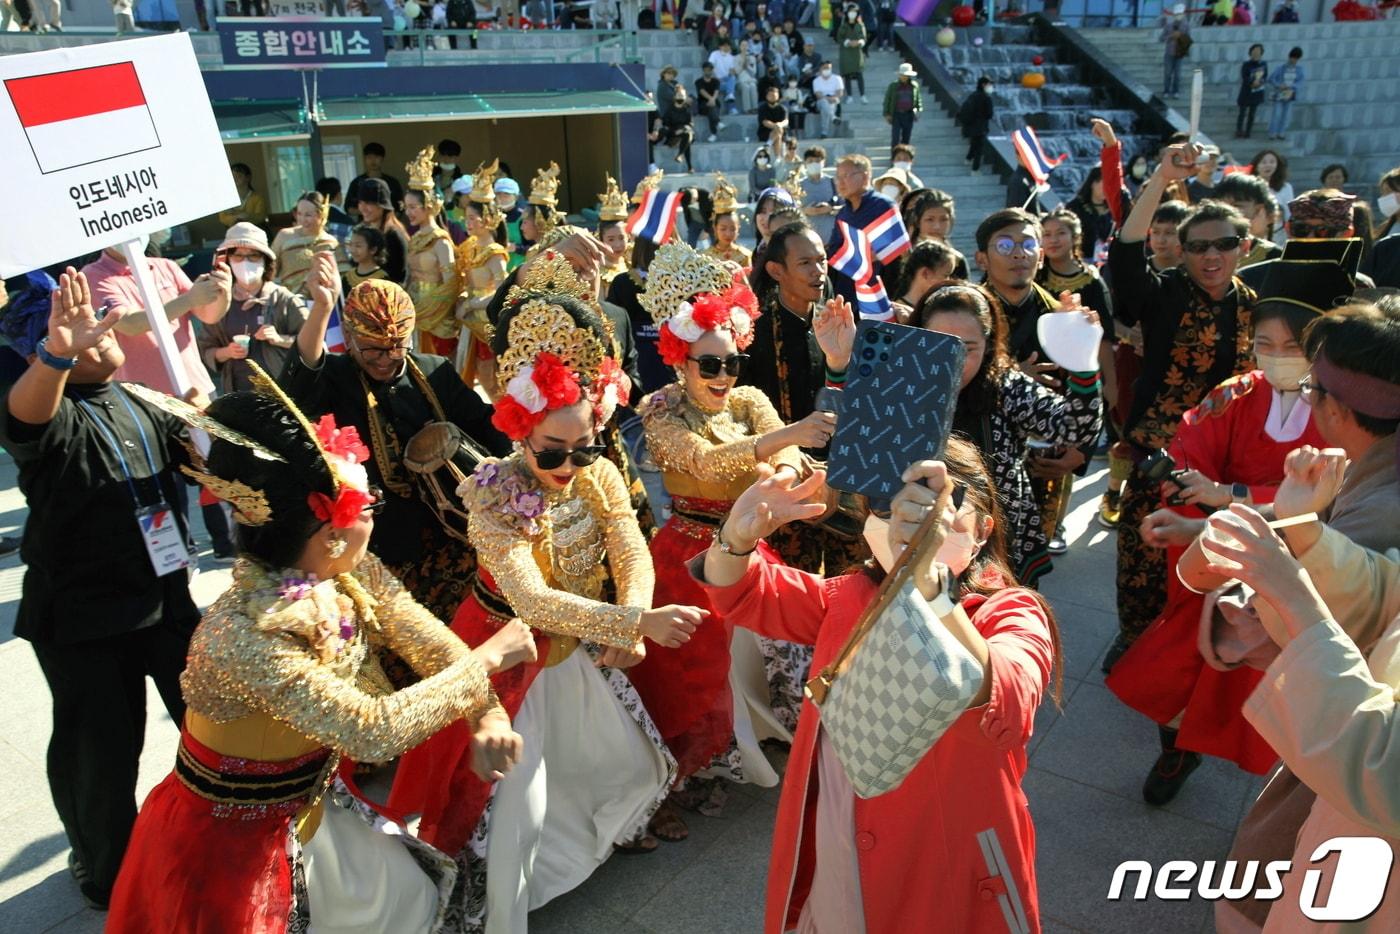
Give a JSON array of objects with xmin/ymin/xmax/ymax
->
[{"xmin": 1107, "ymin": 371, "xmax": 1325, "ymax": 773}]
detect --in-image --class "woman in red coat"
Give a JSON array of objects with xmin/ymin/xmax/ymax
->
[{"xmin": 693, "ymin": 436, "xmax": 1062, "ymax": 934}]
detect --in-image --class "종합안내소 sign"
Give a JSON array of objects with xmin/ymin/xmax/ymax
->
[
  {"xmin": 0, "ymin": 31, "xmax": 238, "ymax": 278},
  {"xmin": 218, "ymin": 17, "xmax": 388, "ymax": 70}
]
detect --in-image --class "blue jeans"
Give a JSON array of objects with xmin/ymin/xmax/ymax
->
[
  {"xmin": 1268, "ymin": 99, "xmax": 1294, "ymax": 137},
  {"xmin": 1163, "ymin": 55, "xmax": 1181, "ymax": 95},
  {"xmin": 719, "ymin": 74, "xmax": 736, "ymax": 101}
]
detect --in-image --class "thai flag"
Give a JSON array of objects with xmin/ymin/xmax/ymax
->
[
  {"xmin": 325, "ymin": 301, "xmax": 347, "ymax": 354},
  {"xmin": 626, "ymin": 188, "xmax": 683, "ymax": 244},
  {"xmin": 864, "ymin": 206, "xmax": 911, "ymax": 264},
  {"xmin": 854, "ymin": 279, "xmax": 894, "ymax": 322},
  {"xmin": 829, "ymin": 221, "xmax": 873, "ymax": 285},
  {"xmin": 5, "ymin": 62, "xmax": 161, "ymax": 175},
  {"xmin": 1011, "ymin": 126, "xmax": 1066, "ymax": 188}
]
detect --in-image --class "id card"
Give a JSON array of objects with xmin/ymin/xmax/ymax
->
[{"xmin": 137, "ymin": 504, "xmax": 194, "ymax": 577}]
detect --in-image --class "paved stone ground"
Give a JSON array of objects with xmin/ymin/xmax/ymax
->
[{"xmin": 0, "ymin": 454, "xmax": 1264, "ymax": 933}]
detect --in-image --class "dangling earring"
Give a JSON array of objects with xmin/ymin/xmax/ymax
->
[{"xmin": 327, "ymin": 534, "xmax": 348, "ymax": 560}]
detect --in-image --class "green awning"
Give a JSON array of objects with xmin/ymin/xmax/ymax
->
[
  {"xmin": 214, "ymin": 100, "xmax": 310, "ymax": 143},
  {"xmin": 316, "ymin": 90, "xmax": 650, "ymax": 126}
]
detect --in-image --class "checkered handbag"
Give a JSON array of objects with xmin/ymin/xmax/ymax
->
[{"xmin": 804, "ymin": 505, "xmax": 984, "ymax": 798}]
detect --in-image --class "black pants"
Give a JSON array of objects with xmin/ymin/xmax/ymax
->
[
  {"xmin": 698, "ymin": 102, "xmax": 721, "ymax": 135},
  {"xmin": 967, "ymin": 133, "xmax": 987, "ymax": 170},
  {"xmin": 890, "ymin": 110, "xmax": 914, "ymax": 149},
  {"xmin": 1236, "ymin": 102, "xmax": 1259, "ymax": 136},
  {"xmin": 663, "ymin": 128, "xmax": 694, "ymax": 170},
  {"xmin": 843, "ymin": 71, "xmax": 865, "ymax": 97},
  {"xmin": 31, "ymin": 622, "xmax": 192, "ymax": 896}
]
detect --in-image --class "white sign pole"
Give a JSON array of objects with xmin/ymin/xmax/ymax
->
[
  {"xmin": 119, "ymin": 238, "xmax": 192, "ymax": 400},
  {"xmin": 1188, "ymin": 69, "xmax": 1204, "ymax": 140}
]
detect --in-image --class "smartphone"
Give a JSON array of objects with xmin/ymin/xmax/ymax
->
[{"xmin": 825, "ymin": 320, "xmax": 966, "ymax": 512}]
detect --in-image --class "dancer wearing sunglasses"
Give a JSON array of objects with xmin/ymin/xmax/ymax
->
[
  {"xmin": 628, "ymin": 243, "xmax": 837, "ymax": 842},
  {"xmin": 388, "ymin": 283, "xmax": 702, "ymax": 932},
  {"xmin": 1103, "ymin": 140, "xmax": 1258, "ymax": 673}
]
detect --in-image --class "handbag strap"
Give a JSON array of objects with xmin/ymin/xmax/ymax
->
[{"xmin": 804, "ymin": 479, "xmax": 955, "ymax": 706}]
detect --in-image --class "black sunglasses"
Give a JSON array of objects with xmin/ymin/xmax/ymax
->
[
  {"xmin": 688, "ymin": 353, "xmax": 749, "ymax": 379},
  {"xmin": 1289, "ymin": 223, "xmax": 1341, "ymax": 239},
  {"xmin": 1183, "ymin": 235, "xmax": 1243, "ymax": 255},
  {"xmin": 525, "ymin": 441, "xmax": 607, "ymax": 471}
]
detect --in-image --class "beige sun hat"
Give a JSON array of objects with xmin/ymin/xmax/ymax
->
[{"xmin": 217, "ymin": 221, "xmax": 275, "ymax": 261}]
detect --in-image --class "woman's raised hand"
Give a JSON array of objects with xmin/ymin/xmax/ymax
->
[{"xmin": 725, "ymin": 463, "xmax": 830, "ymax": 549}]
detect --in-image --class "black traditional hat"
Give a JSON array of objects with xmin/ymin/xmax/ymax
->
[{"xmin": 1254, "ymin": 257, "xmax": 1356, "ymax": 318}]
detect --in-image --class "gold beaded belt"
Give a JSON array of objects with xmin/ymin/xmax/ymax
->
[{"xmin": 175, "ymin": 739, "xmax": 335, "ymax": 818}]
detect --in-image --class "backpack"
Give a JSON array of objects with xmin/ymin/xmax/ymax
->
[{"xmin": 1172, "ymin": 31, "xmax": 1193, "ymax": 58}]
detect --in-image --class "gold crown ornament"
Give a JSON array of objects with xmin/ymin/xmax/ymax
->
[
  {"xmin": 469, "ymin": 158, "xmax": 504, "ymax": 230},
  {"xmin": 495, "ymin": 295, "xmax": 607, "ymax": 388},
  {"xmin": 711, "ymin": 173, "xmax": 740, "ymax": 216},
  {"xmin": 630, "ymin": 168, "xmax": 664, "ymax": 205},
  {"xmin": 406, "ymin": 145, "xmax": 443, "ymax": 216},
  {"xmin": 180, "ymin": 469, "xmax": 274, "ymax": 526},
  {"xmin": 529, "ymin": 162, "xmax": 561, "ymax": 209},
  {"xmin": 598, "ymin": 175, "xmax": 630, "ymax": 222},
  {"xmin": 506, "ymin": 245, "xmax": 593, "ymax": 307},
  {"xmin": 638, "ymin": 240, "xmax": 738, "ymax": 325}
]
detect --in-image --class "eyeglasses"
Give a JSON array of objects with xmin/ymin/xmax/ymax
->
[
  {"xmin": 1289, "ymin": 223, "xmax": 1341, "ymax": 239},
  {"xmin": 1297, "ymin": 373, "xmax": 1327, "ymax": 400},
  {"xmin": 1183, "ymin": 236, "xmax": 1243, "ymax": 254},
  {"xmin": 354, "ymin": 339, "xmax": 411, "ymax": 362},
  {"xmin": 525, "ymin": 441, "xmax": 608, "ymax": 471},
  {"xmin": 992, "ymin": 236, "xmax": 1040, "ymax": 256},
  {"xmin": 688, "ymin": 353, "xmax": 749, "ymax": 378}
]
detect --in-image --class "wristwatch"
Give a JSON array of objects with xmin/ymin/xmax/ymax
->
[
  {"xmin": 716, "ymin": 524, "xmax": 756, "ymax": 557},
  {"xmin": 1230, "ymin": 482, "xmax": 1249, "ymax": 504},
  {"xmin": 36, "ymin": 337, "xmax": 78, "ymax": 371}
]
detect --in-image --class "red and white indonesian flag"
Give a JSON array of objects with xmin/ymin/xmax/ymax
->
[{"xmin": 5, "ymin": 62, "xmax": 160, "ymax": 175}]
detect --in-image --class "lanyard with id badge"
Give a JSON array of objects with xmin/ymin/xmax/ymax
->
[{"xmin": 78, "ymin": 389, "xmax": 193, "ymax": 578}]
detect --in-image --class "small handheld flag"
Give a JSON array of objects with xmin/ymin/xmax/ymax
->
[
  {"xmin": 325, "ymin": 301, "xmax": 347, "ymax": 354},
  {"xmin": 1011, "ymin": 126, "xmax": 1066, "ymax": 188},
  {"xmin": 864, "ymin": 206, "xmax": 911, "ymax": 264},
  {"xmin": 626, "ymin": 188, "xmax": 684, "ymax": 244},
  {"xmin": 832, "ymin": 222, "xmax": 896, "ymax": 321}
]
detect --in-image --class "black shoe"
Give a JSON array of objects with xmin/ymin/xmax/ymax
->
[
  {"xmin": 0, "ymin": 535, "xmax": 19, "ymax": 557},
  {"xmin": 68, "ymin": 852, "xmax": 110, "ymax": 911},
  {"xmin": 1101, "ymin": 633, "xmax": 1132, "ymax": 674},
  {"xmin": 1142, "ymin": 729, "xmax": 1202, "ymax": 806}
]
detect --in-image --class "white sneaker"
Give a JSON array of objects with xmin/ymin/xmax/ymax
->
[
  {"xmin": 717, "ymin": 121, "xmax": 727, "ymax": 130},
  {"xmin": 862, "ymin": 96, "xmax": 869, "ymax": 104},
  {"xmin": 707, "ymin": 134, "xmax": 717, "ymax": 142}
]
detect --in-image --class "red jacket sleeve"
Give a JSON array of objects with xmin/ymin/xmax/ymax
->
[
  {"xmin": 970, "ymin": 590, "xmax": 1055, "ymax": 751},
  {"xmin": 690, "ymin": 552, "xmax": 828, "ymax": 647},
  {"xmin": 1101, "ymin": 142, "xmax": 1125, "ymax": 227}
]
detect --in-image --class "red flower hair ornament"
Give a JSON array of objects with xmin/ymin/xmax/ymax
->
[
  {"xmin": 306, "ymin": 414, "xmax": 374, "ymax": 528},
  {"xmin": 656, "ymin": 273, "xmax": 761, "ymax": 368},
  {"xmin": 492, "ymin": 351, "xmax": 588, "ymax": 441}
]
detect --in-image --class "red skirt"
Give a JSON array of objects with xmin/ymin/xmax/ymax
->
[
  {"xmin": 1106, "ymin": 572, "xmax": 1277, "ymax": 775},
  {"xmin": 625, "ymin": 498, "xmax": 780, "ymax": 780},
  {"xmin": 389, "ymin": 572, "xmax": 553, "ymax": 855},
  {"xmin": 107, "ymin": 731, "xmax": 332, "ymax": 934},
  {"xmin": 418, "ymin": 330, "xmax": 459, "ymax": 361}
]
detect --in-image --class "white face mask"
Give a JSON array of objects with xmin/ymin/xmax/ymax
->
[
  {"xmin": 757, "ymin": 158, "xmax": 770, "ymax": 169},
  {"xmin": 820, "ymin": 68, "xmax": 832, "ymax": 78},
  {"xmin": 894, "ymin": 160, "xmax": 912, "ymax": 172},
  {"xmin": 1379, "ymin": 192, "xmax": 1400, "ymax": 219},
  {"xmin": 880, "ymin": 184, "xmax": 902, "ymax": 202},
  {"xmin": 805, "ymin": 162, "xmax": 823, "ymax": 178},
  {"xmin": 231, "ymin": 258, "xmax": 265, "ymax": 289},
  {"xmin": 1256, "ymin": 353, "xmax": 1310, "ymax": 392},
  {"xmin": 934, "ymin": 529, "xmax": 981, "ymax": 577},
  {"xmin": 438, "ymin": 162, "xmax": 456, "ymax": 172},
  {"xmin": 847, "ymin": 10, "xmax": 858, "ymax": 19}
]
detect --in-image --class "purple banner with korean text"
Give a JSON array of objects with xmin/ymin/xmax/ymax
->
[{"xmin": 217, "ymin": 17, "xmax": 387, "ymax": 70}]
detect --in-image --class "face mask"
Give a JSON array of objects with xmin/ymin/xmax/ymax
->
[
  {"xmin": 497, "ymin": 196, "xmax": 516, "ymax": 212},
  {"xmin": 231, "ymin": 258, "xmax": 265, "ymax": 289},
  {"xmin": 880, "ymin": 185, "xmax": 902, "ymax": 202},
  {"xmin": 757, "ymin": 158, "xmax": 770, "ymax": 169},
  {"xmin": 934, "ymin": 529, "xmax": 981, "ymax": 577},
  {"xmin": 1131, "ymin": 164, "xmax": 1148, "ymax": 179},
  {"xmin": 1256, "ymin": 353, "xmax": 1310, "ymax": 392},
  {"xmin": 805, "ymin": 162, "xmax": 823, "ymax": 178},
  {"xmin": 1380, "ymin": 192, "xmax": 1400, "ymax": 219},
  {"xmin": 894, "ymin": 160, "xmax": 913, "ymax": 172},
  {"xmin": 820, "ymin": 68, "xmax": 832, "ymax": 78},
  {"xmin": 438, "ymin": 162, "xmax": 456, "ymax": 172},
  {"xmin": 847, "ymin": 10, "xmax": 858, "ymax": 18}
]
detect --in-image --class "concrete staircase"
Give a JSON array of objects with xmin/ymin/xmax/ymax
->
[{"xmin": 1077, "ymin": 21, "xmax": 1400, "ymax": 196}]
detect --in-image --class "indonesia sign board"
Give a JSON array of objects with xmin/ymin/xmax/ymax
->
[
  {"xmin": 0, "ymin": 32, "xmax": 238, "ymax": 278},
  {"xmin": 218, "ymin": 17, "xmax": 388, "ymax": 70}
]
